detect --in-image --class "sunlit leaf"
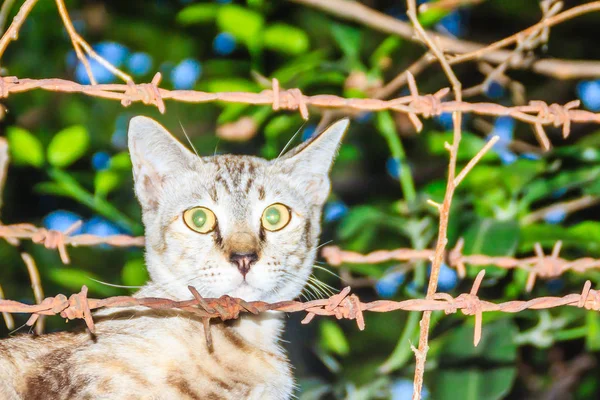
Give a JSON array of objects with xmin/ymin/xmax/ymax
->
[
  {"xmin": 47, "ymin": 125, "xmax": 89, "ymax": 168},
  {"xmin": 7, "ymin": 126, "xmax": 44, "ymax": 167}
]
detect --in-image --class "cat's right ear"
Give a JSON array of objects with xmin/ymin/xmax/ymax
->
[{"xmin": 128, "ymin": 116, "xmax": 197, "ymax": 212}]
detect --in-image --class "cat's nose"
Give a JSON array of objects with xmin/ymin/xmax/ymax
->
[{"xmin": 229, "ymin": 252, "xmax": 258, "ymax": 277}]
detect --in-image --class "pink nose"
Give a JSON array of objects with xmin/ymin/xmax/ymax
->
[{"xmin": 229, "ymin": 252, "xmax": 258, "ymax": 277}]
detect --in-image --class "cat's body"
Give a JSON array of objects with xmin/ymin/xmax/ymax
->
[{"xmin": 0, "ymin": 116, "xmax": 348, "ymax": 399}]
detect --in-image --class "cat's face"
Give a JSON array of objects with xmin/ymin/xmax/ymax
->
[{"xmin": 128, "ymin": 116, "xmax": 348, "ymax": 302}]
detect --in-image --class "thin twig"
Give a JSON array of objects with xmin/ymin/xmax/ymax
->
[
  {"xmin": 0, "ymin": 0, "xmax": 38, "ymax": 61},
  {"xmin": 21, "ymin": 252, "xmax": 44, "ymax": 334},
  {"xmin": 54, "ymin": 0, "xmax": 132, "ymax": 84},
  {"xmin": 2, "ymin": 278, "xmax": 600, "ymax": 351},
  {"xmin": 454, "ymin": 135, "xmax": 498, "ymax": 186},
  {"xmin": 290, "ymin": 0, "xmax": 600, "ymax": 79},
  {"xmin": 0, "ymin": 283, "xmax": 14, "ymax": 330},
  {"xmin": 406, "ymin": 0, "xmax": 465, "ymax": 395},
  {"xmin": 522, "ymin": 195, "xmax": 600, "ymax": 225},
  {"xmin": 0, "ymin": 0, "xmax": 17, "ymax": 33}
]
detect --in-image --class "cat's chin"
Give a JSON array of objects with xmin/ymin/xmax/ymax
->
[{"xmin": 225, "ymin": 281, "xmax": 265, "ymax": 302}]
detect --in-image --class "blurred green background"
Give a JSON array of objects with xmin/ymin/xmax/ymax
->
[{"xmin": 1, "ymin": 0, "xmax": 600, "ymax": 398}]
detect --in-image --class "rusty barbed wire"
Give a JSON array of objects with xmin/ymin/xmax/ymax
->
[
  {"xmin": 1, "ymin": 270, "xmax": 599, "ymax": 349},
  {"xmin": 0, "ymin": 222, "xmax": 145, "ymax": 264},
  {"xmin": 322, "ymin": 240, "xmax": 600, "ymax": 292},
  {"xmin": 3, "ymin": 221, "xmax": 600, "ymax": 289},
  {"xmin": 0, "ymin": 75, "xmax": 599, "ymax": 149}
]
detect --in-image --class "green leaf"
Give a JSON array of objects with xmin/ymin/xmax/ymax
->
[
  {"xmin": 264, "ymin": 115, "xmax": 300, "ymax": 140},
  {"xmin": 319, "ymin": 320, "xmax": 349, "ymax": 356},
  {"xmin": 109, "ymin": 152, "xmax": 132, "ymax": 171},
  {"xmin": 586, "ymin": 311, "xmax": 600, "ymax": 351},
  {"xmin": 462, "ymin": 219, "xmax": 519, "ymax": 278},
  {"xmin": 47, "ymin": 125, "xmax": 89, "ymax": 168},
  {"xmin": 34, "ymin": 182, "xmax": 70, "ymax": 197},
  {"xmin": 263, "ymin": 23, "xmax": 309, "ymax": 55},
  {"xmin": 176, "ymin": 4, "xmax": 219, "ymax": 25},
  {"xmin": 121, "ymin": 258, "xmax": 149, "ymax": 287},
  {"xmin": 331, "ymin": 23, "xmax": 362, "ymax": 61},
  {"xmin": 205, "ymin": 78, "xmax": 260, "ymax": 93},
  {"xmin": 441, "ymin": 319, "xmax": 518, "ymax": 362},
  {"xmin": 7, "ymin": 126, "xmax": 44, "ymax": 167},
  {"xmin": 271, "ymin": 50, "xmax": 326, "ymax": 83},
  {"xmin": 338, "ymin": 206, "xmax": 384, "ymax": 241},
  {"xmin": 434, "ymin": 368, "xmax": 517, "ymax": 400},
  {"xmin": 48, "ymin": 268, "xmax": 120, "ymax": 297},
  {"xmin": 434, "ymin": 320, "xmax": 518, "ymax": 400},
  {"xmin": 428, "ymin": 131, "xmax": 497, "ymax": 162},
  {"xmin": 520, "ymin": 221, "xmax": 600, "ymax": 254},
  {"xmin": 500, "ymin": 159, "xmax": 545, "ymax": 195},
  {"xmin": 216, "ymin": 5, "xmax": 264, "ymax": 45},
  {"xmin": 522, "ymin": 167, "xmax": 600, "ymax": 206},
  {"xmin": 370, "ymin": 36, "xmax": 402, "ymax": 69},
  {"xmin": 94, "ymin": 170, "xmax": 122, "ymax": 198}
]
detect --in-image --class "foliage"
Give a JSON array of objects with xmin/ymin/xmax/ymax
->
[{"xmin": 1, "ymin": 0, "xmax": 600, "ymax": 399}]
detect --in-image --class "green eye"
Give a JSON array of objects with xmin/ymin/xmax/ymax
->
[
  {"xmin": 261, "ymin": 203, "xmax": 291, "ymax": 231},
  {"xmin": 183, "ymin": 207, "xmax": 217, "ymax": 233}
]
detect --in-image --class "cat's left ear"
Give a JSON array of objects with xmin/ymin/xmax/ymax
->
[
  {"xmin": 128, "ymin": 116, "xmax": 198, "ymax": 212},
  {"xmin": 278, "ymin": 119, "xmax": 349, "ymax": 205}
]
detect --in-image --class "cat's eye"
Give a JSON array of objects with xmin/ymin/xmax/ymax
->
[
  {"xmin": 183, "ymin": 207, "xmax": 217, "ymax": 233},
  {"xmin": 261, "ymin": 203, "xmax": 291, "ymax": 232}
]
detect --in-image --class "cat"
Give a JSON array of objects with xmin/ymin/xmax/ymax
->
[{"xmin": 0, "ymin": 116, "xmax": 349, "ymax": 399}]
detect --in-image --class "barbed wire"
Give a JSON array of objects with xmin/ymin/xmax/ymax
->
[
  {"xmin": 0, "ymin": 222, "xmax": 145, "ymax": 264},
  {"xmin": 323, "ymin": 240, "xmax": 600, "ymax": 292},
  {"xmin": 1, "ymin": 75, "xmax": 599, "ymax": 150},
  {"xmin": 4, "ymin": 221, "xmax": 600, "ymax": 293},
  {"xmin": 0, "ymin": 0, "xmax": 598, "ymax": 398},
  {"xmin": 1, "ymin": 270, "xmax": 599, "ymax": 350}
]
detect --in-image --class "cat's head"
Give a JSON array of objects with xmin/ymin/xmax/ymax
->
[{"xmin": 128, "ymin": 116, "xmax": 348, "ymax": 302}]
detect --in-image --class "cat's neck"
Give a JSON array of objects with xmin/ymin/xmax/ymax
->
[{"xmin": 133, "ymin": 281, "xmax": 286, "ymax": 353}]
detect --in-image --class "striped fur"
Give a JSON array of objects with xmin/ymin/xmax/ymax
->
[{"xmin": 0, "ymin": 117, "xmax": 349, "ymax": 399}]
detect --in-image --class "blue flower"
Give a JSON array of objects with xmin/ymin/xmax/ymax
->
[
  {"xmin": 551, "ymin": 187, "xmax": 568, "ymax": 199},
  {"xmin": 170, "ymin": 59, "xmax": 202, "ymax": 90},
  {"xmin": 492, "ymin": 116, "xmax": 515, "ymax": 143},
  {"xmin": 111, "ymin": 129, "xmax": 127, "ymax": 149},
  {"xmin": 324, "ymin": 201, "xmax": 348, "ymax": 222},
  {"xmin": 576, "ymin": 80, "xmax": 600, "ymax": 111},
  {"xmin": 488, "ymin": 116, "xmax": 517, "ymax": 165},
  {"xmin": 93, "ymin": 42, "xmax": 129, "ymax": 67},
  {"xmin": 495, "ymin": 147, "xmax": 517, "ymax": 165},
  {"xmin": 75, "ymin": 59, "xmax": 115, "ymax": 84},
  {"xmin": 91, "ymin": 152, "xmax": 111, "ymax": 171},
  {"xmin": 375, "ymin": 270, "xmax": 405, "ymax": 298},
  {"xmin": 83, "ymin": 216, "xmax": 121, "ymax": 241},
  {"xmin": 43, "ymin": 210, "xmax": 83, "ymax": 234},
  {"xmin": 438, "ymin": 263, "xmax": 458, "ymax": 291},
  {"xmin": 126, "ymin": 52, "xmax": 153, "ymax": 76},
  {"xmin": 390, "ymin": 378, "xmax": 429, "ymax": 400},
  {"xmin": 355, "ymin": 112, "xmax": 373, "ymax": 124},
  {"xmin": 434, "ymin": 112, "xmax": 453, "ymax": 130},
  {"xmin": 213, "ymin": 32, "xmax": 237, "ymax": 56},
  {"xmin": 65, "ymin": 50, "xmax": 77, "ymax": 68},
  {"xmin": 546, "ymin": 279, "xmax": 565, "ymax": 294},
  {"xmin": 428, "ymin": 263, "xmax": 458, "ymax": 292},
  {"xmin": 302, "ymin": 124, "xmax": 317, "ymax": 142},
  {"xmin": 485, "ymin": 81, "xmax": 505, "ymax": 99},
  {"xmin": 544, "ymin": 208, "xmax": 566, "ymax": 224},
  {"xmin": 521, "ymin": 152, "xmax": 542, "ymax": 161},
  {"xmin": 386, "ymin": 157, "xmax": 401, "ymax": 180},
  {"xmin": 436, "ymin": 10, "xmax": 465, "ymax": 38}
]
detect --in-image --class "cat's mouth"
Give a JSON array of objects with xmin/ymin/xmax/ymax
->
[{"xmin": 228, "ymin": 280, "xmax": 262, "ymax": 301}]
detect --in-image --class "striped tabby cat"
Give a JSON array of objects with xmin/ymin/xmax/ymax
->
[{"xmin": 0, "ymin": 116, "xmax": 349, "ymax": 399}]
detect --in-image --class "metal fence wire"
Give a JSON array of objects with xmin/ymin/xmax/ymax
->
[{"xmin": 0, "ymin": 0, "xmax": 600, "ymax": 398}]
